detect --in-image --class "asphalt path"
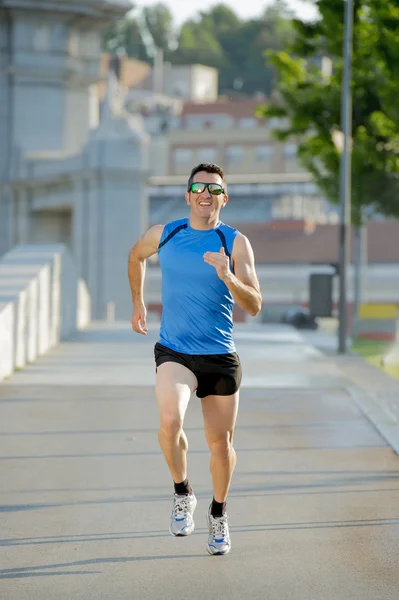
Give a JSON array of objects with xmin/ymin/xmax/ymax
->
[{"xmin": 1, "ymin": 323, "xmax": 398, "ymax": 599}]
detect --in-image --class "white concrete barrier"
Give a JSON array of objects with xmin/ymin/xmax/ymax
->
[
  {"xmin": 0, "ymin": 244, "xmax": 91, "ymax": 381},
  {"xmin": 0, "ymin": 301, "xmax": 14, "ymax": 380}
]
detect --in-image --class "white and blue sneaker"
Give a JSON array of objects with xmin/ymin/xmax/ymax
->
[
  {"xmin": 169, "ymin": 493, "xmax": 197, "ymax": 537},
  {"xmin": 206, "ymin": 506, "xmax": 231, "ymax": 555}
]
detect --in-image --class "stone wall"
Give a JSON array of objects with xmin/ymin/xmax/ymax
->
[{"xmin": 0, "ymin": 244, "xmax": 90, "ymax": 381}]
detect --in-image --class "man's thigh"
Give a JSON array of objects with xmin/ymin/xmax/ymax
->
[
  {"xmin": 156, "ymin": 362, "xmax": 198, "ymax": 422},
  {"xmin": 201, "ymin": 392, "xmax": 240, "ymax": 442}
]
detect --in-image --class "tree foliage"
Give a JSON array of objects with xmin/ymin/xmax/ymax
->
[
  {"xmin": 102, "ymin": 3, "xmax": 176, "ymax": 62},
  {"xmin": 143, "ymin": 3, "xmax": 176, "ymax": 54},
  {"xmin": 170, "ymin": 14, "xmax": 226, "ymax": 71},
  {"xmin": 102, "ymin": 1, "xmax": 294, "ymax": 96},
  {"xmin": 103, "ymin": 17, "xmax": 150, "ymax": 62},
  {"xmin": 257, "ymin": 0, "xmax": 399, "ymax": 221}
]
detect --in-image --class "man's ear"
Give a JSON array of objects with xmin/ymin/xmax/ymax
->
[
  {"xmin": 223, "ymin": 194, "xmax": 229, "ymax": 208},
  {"xmin": 185, "ymin": 191, "xmax": 190, "ymax": 206}
]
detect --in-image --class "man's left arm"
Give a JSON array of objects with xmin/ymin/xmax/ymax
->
[{"xmin": 203, "ymin": 233, "xmax": 262, "ymax": 316}]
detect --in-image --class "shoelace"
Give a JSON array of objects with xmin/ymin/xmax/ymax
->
[
  {"xmin": 210, "ymin": 515, "xmax": 228, "ymax": 539},
  {"xmin": 173, "ymin": 496, "xmax": 189, "ymax": 518}
]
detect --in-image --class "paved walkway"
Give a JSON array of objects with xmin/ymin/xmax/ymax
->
[{"xmin": 1, "ymin": 322, "xmax": 399, "ymax": 599}]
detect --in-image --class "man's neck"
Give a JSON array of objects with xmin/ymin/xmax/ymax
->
[{"xmin": 189, "ymin": 215, "xmax": 220, "ymax": 231}]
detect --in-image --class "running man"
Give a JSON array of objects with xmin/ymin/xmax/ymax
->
[{"xmin": 128, "ymin": 163, "xmax": 262, "ymax": 555}]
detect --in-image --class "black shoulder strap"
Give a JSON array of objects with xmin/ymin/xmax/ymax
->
[
  {"xmin": 215, "ymin": 228, "xmax": 231, "ymax": 259},
  {"xmin": 158, "ymin": 223, "xmax": 188, "ymax": 251},
  {"xmin": 215, "ymin": 228, "xmax": 234, "ymax": 273}
]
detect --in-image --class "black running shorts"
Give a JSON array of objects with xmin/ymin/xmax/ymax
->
[{"xmin": 154, "ymin": 343, "xmax": 242, "ymax": 398}]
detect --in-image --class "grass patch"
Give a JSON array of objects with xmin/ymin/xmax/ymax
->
[{"xmin": 352, "ymin": 338, "xmax": 399, "ymax": 380}]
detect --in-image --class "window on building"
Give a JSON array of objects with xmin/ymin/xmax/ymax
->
[
  {"xmin": 268, "ymin": 117, "xmax": 282, "ymax": 129},
  {"xmin": 33, "ymin": 24, "xmax": 51, "ymax": 52},
  {"xmin": 239, "ymin": 118, "xmax": 257, "ymax": 129},
  {"xmin": 174, "ymin": 148, "xmax": 192, "ymax": 165},
  {"xmin": 226, "ymin": 146, "xmax": 244, "ymax": 164},
  {"xmin": 284, "ymin": 143, "xmax": 298, "ymax": 158},
  {"xmin": 185, "ymin": 117, "xmax": 203, "ymax": 130},
  {"xmin": 255, "ymin": 145, "xmax": 273, "ymax": 162},
  {"xmin": 198, "ymin": 147, "xmax": 217, "ymax": 163},
  {"xmin": 213, "ymin": 115, "xmax": 233, "ymax": 129}
]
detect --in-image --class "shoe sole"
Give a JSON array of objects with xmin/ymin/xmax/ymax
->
[
  {"xmin": 206, "ymin": 546, "xmax": 231, "ymax": 556},
  {"xmin": 169, "ymin": 523, "xmax": 195, "ymax": 537}
]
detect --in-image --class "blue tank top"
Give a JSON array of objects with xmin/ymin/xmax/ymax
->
[{"xmin": 157, "ymin": 218, "xmax": 238, "ymax": 355}]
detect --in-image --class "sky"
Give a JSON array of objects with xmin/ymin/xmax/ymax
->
[{"xmin": 131, "ymin": 0, "xmax": 318, "ymax": 26}]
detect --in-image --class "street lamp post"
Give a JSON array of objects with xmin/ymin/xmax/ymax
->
[{"xmin": 338, "ymin": 0, "xmax": 354, "ymax": 354}]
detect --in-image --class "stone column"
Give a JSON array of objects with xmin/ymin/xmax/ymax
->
[
  {"xmin": 79, "ymin": 74, "xmax": 150, "ymax": 319},
  {"xmin": 14, "ymin": 189, "xmax": 31, "ymax": 245}
]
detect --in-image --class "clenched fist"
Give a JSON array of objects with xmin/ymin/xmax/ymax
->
[{"xmin": 203, "ymin": 247, "xmax": 231, "ymax": 281}]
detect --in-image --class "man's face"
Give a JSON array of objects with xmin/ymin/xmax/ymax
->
[{"xmin": 185, "ymin": 171, "xmax": 228, "ymax": 218}]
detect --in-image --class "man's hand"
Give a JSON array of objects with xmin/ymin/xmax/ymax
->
[
  {"xmin": 203, "ymin": 247, "xmax": 230, "ymax": 281},
  {"xmin": 131, "ymin": 304, "xmax": 148, "ymax": 335}
]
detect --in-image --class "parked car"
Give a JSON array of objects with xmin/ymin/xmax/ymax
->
[{"xmin": 280, "ymin": 306, "xmax": 319, "ymax": 330}]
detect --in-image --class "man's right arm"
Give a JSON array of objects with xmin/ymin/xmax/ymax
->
[{"xmin": 128, "ymin": 224, "xmax": 164, "ymax": 334}]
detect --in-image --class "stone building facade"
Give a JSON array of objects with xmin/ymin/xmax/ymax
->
[{"xmin": 0, "ymin": 1, "xmax": 150, "ymax": 320}]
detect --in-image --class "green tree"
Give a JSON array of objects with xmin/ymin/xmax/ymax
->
[
  {"xmin": 102, "ymin": 17, "xmax": 150, "ymax": 62},
  {"xmin": 221, "ymin": 3, "xmax": 294, "ymax": 96},
  {"xmin": 102, "ymin": 3, "xmax": 175, "ymax": 61},
  {"xmin": 170, "ymin": 11, "xmax": 228, "ymax": 70},
  {"xmin": 102, "ymin": 1, "xmax": 296, "ymax": 95},
  {"xmin": 143, "ymin": 3, "xmax": 176, "ymax": 54},
  {"xmin": 257, "ymin": 0, "xmax": 399, "ymax": 221},
  {"xmin": 167, "ymin": 1, "xmax": 294, "ymax": 95},
  {"xmin": 200, "ymin": 3, "xmax": 242, "ymax": 32}
]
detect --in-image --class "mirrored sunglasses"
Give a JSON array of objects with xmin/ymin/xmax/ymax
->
[{"xmin": 189, "ymin": 182, "xmax": 225, "ymax": 195}]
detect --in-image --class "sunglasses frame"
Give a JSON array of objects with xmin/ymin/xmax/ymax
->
[{"xmin": 188, "ymin": 182, "xmax": 225, "ymax": 196}]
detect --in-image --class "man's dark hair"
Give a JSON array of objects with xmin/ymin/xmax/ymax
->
[{"xmin": 187, "ymin": 163, "xmax": 227, "ymax": 192}]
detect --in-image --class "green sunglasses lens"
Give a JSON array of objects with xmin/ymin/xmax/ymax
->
[
  {"xmin": 191, "ymin": 183, "xmax": 206, "ymax": 193},
  {"xmin": 190, "ymin": 183, "xmax": 223, "ymax": 195},
  {"xmin": 208, "ymin": 184, "xmax": 223, "ymax": 195}
]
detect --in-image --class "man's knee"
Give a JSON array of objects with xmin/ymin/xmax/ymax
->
[
  {"xmin": 208, "ymin": 432, "xmax": 235, "ymax": 460},
  {"xmin": 159, "ymin": 412, "xmax": 183, "ymax": 439}
]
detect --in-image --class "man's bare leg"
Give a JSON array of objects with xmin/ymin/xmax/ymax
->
[
  {"xmin": 201, "ymin": 392, "xmax": 239, "ymax": 502},
  {"xmin": 201, "ymin": 392, "xmax": 239, "ymax": 555},
  {"xmin": 155, "ymin": 362, "xmax": 197, "ymax": 483},
  {"xmin": 156, "ymin": 362, "xmax": 198, "ymax": 536}
]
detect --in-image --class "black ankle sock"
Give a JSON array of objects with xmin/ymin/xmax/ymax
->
[
  {"xmin": 211, "ymin": 498, "xmax": 226, "ymax": 517},
  {"xmin": 174, "ymin": 478, "xmax": 192, "ymax": 496}
]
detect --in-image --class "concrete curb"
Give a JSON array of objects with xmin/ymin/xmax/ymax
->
[{"xmin": 334, "ymin": 354, "xmax": 399, "ymax": 455}]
